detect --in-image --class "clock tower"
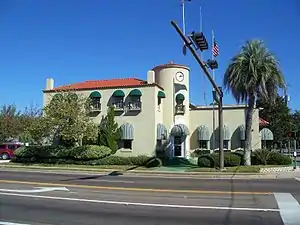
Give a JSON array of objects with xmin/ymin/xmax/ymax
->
[{"xmin": 152, "ymin": 61, "xmax": 190, "ymax": 157}]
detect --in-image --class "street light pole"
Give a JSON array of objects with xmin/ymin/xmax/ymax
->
[
  {"xmin": 170, "ymin": 20, "xmax": 224, "ymax": 170},
  {"xmin": 218, "ymin": 88, "xmax": 224, "ymax": 170}
]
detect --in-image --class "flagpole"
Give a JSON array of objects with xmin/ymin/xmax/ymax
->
[
  {"xmin": 212, "ymin": 29, "xmax": 216, "ymax": 150},
  {"xmin": 181, "ymin": 0, "xmax": 186, "ymax": 36},
  {"xmin": 199, "ymin": 6, "xmax": 207, "ymax": 105}
]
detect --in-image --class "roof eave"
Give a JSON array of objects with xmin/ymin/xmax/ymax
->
[{"xmin": 43, "ymin": 83, "xmax": 164, "ymax": 93}]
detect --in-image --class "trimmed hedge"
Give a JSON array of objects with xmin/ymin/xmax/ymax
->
[
  {"xmin": 12, "ymin": 145, "xmax": 158, "ymax": 167},
  {"xmin": 14, "ymin": 145, "xmax": 111, "ymax": 160},
  {"xmin": 198, "ymin": 153, "xmax": 241, "ymax": 168},
  {"xmin": 12, "ymin": 155, "xmax": 156, "ymax": 167},
  {"xmin": 198, "ymin": 150, "xmax": 292, "ymax": 168},
  {"xmin": 70, "ymin": 145, "xmax": 111, "ymax": 160}
]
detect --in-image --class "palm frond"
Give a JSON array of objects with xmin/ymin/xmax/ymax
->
[{"xmin": 223, "ymin": 40, "xmax": 285, "ymax": 104}]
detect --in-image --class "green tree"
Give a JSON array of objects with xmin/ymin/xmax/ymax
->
[
  {"xmin": 98, "ymin": 106, "xmax": 120, "ymax": 154},
  {"xmin": 43, "ymin": 92, "xmax": 98, "ymax": 147},
  {"xmin": 223, "ymin": 40, "xmax": 285, "ymax": 165},
  {"xmin": 292, "ymin": 111, "xmax": 300, "ymax": 132},
  {"xmin": 0, "ymin": 105, "xmax": 22, "ymax": 142},
  {"xmin": 256, "ymin": 95, "xmax": 293, "ymax": 146},
  {"xmin": 292, "ymin": 111, "xmax": 300, "ymax": 147},
  {"xmin": 18, "ymin": 104, "xmax": 44, "ymax": 144}
]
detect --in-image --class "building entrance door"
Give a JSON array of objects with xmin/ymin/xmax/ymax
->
[{"xmin": 174, "ymin": 136, "xmax": 183, "ymax": 157}]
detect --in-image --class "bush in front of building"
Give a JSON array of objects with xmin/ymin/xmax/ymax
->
[
  {"xmin": 12, "ymin": 146, "xmax": 160, "ymax": 167},
  {"xmin": 198, "ymin": 153, "xmax": 241, "ymax": 168},
  {"xmin": 190, "ymin": 149, "xmax": 211, "ymax": 158},
  {"xmin": 14, "ymin": 145, "xmax": 111, "ymax": 161},
  {"xmin": 14, "ymin": 145, "xmax": 70, "ymax": 159},
  {"xmin": 145, "ymin": 157, "xmax": 162, "ymax": 168},
  {"xmin": 70, "ymin": 145, "xmax": 111, "ymax": 160},
  {"xmin": 254, "ymin": 149, "xmax": 292, "ymax": 165},
  {"xmin": 223, "ymin": 149, "xmax": 292, "ymax": 166},
  {"xmin": 197, "ymin": 154, "xmax": 217, "ymax": 168},
  {"xmin": 13, "ymin": 155, "xmax": 157, "ymax": 167}
]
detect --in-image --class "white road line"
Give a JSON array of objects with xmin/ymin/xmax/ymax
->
[
  {"xmin": 0, "ymin": 187, "xmax": 69, "ymax": 193},
  {"xmin": 295, "ymin": 177, "xmax": 300, "ymax": 182},
  {"xmin": 0, "ymin": 191, "xmax": 279, "ymax": 212},
  {"xmin": 0, "ymin": 222, "xmax": 30, "ymax": 225},
  {"xmin": 274, "ymin": 193, "xmax": 300, "ymax": 225}
]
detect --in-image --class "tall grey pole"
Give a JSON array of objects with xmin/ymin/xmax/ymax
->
[
  {"xmin": 293, "ymin": 138, "xmax": 297, "ymax": 169},
  {"xmin": 170, "ymin": 20, "xmax": 224, "ymax": 170},
  {"xmin": 218, "ymin": 88, "xmax": 224, "ymax": 170},
  {"xmin": 181, "ymin": 0, "xmax": 186, "ymax": 35}
]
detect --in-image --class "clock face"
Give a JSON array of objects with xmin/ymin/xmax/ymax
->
[{"xmin": 175, "ymin": 72, "xmax": 184, "ymax": 82}]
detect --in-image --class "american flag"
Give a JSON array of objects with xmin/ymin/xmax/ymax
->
[{"xmin": 212, "ymin": 38, "xmax": 219, "ymax": 57}]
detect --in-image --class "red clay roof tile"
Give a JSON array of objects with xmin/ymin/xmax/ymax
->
[{"xmin": 51, "ymin": 78, "xmax": 149, "ymax": 91}]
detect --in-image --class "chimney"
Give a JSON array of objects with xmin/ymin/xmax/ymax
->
[
  {"xmin": 46, "ymin": 78, "xmax": 54, "ymax": 90},
  {"xmin": 147, "ymin": 70, "xmax": 155, "ymax": 84}
]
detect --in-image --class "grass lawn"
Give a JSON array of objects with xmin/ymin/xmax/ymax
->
[
  {"xmin": 2, "ymin": 163, "xmax": 149, "ymax": 171},
  {"xmin": 186, "ymin": 165, "xmax": 289, "ymax": 173},
  {"xmin": 2, "ymin": 163, "xmax": 290, "ymax": 174}
]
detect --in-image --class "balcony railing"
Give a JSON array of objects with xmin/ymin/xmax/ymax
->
[
  {"xmin": 175, "ymin": 104, "xmax": 185, "ymax": 115},
  {"xmin": 112, "ymin": 101, "xmax": 124, "ymax": 111},
  {"xmin": 89, "ymin": 102, "xmax": 101, "ymax": 112},
  {"xmin": 127, "ymin": 101, "xmax": 142, "ymax": 111}
]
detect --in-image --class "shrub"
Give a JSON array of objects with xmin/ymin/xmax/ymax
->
[
  {"xmin": 233, "ymin": 151, "xmax": 244, "ymax": 165},
  {"xmin": 267, "ymin": 152, "xmax": 292, "ymax": 165},
  {"xmin": 70, "ymin": 145, "xmax": 111, "ymax": 160},
  {"xmin": 128, "ymin": 155, "xmax": 152, "ymax": 166},
  {"xmin": 12, "ymin": 154, "xmax": 154, "ymax": 166},
  {"xmin": 191, "ymin": 149, "xmax": 211, "ymax": 158},
  {"xmin": 198, "ymin": 154, "xmax": 217, "ymax": 168},
  {"xmin": 14, "ymin": 145, "xmax": 70, "ymax": 159},
  {"xmin": 198, "ymin": 153, "xmax": 241, "ymax": 168},
  {"xmin": 223, "ymin": 153, "xmax": 241, "ymax": 167},
  {"xmin": 145, "ymin": 157, "xmax": 162, "ymax": 168},
  {"xmin": 253, "ymin": 149, "xmax": 272, "ymax": 165}
]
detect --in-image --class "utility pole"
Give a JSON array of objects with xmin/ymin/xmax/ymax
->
[
  {"xmin": 293, "ymin": 137, "xmax": 297, "ymax": 169},
  {"xmin": 170, "ymin": 21, "xmax": 224, "ymax": 170}
]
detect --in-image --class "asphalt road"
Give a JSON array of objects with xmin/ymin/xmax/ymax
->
[
  {"xmin": 0, "ymin": 170, "xmax": 299, "ymax": 194},
  {"xmin": 0, "ymin": 170, "xmax": 299, "ymax": 225}
]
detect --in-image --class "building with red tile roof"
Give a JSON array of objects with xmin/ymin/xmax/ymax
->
[{"xmin": 43, "ymin": 62, "xmax": 272, "ymax": 157}]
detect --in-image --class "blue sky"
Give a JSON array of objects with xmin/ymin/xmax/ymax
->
[{"xmin": 0, "ymin": 0, "xmax": 299, "ymax": 110}]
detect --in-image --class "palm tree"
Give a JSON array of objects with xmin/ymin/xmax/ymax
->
[{"xmin": 223, "ymin": 40, "xmax": 286, "ymax": 165}]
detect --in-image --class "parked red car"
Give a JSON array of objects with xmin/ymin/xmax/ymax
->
[{"xmin": 0, "ymin": 143, "xmax": 22, "ymax": 160}]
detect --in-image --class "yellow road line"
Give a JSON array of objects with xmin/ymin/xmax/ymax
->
[{"xmin": 0, "ymin": 179, "xmax": 271, "ymax": 195}]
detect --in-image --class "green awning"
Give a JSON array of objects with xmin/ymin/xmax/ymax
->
[
  {"xmin": 175, "ymin": 93, "xmax": 185, "ymax": 102},
  {"xmin": 52, "ymin": 93, "xmax": 63, "ymax": 101},
  {"xmin": 239, "ymin": 125, "xmax": 245, "ymax": 140},
  {"xmin": 90, "ymin": 91, "xmax": 101, "ymax": 98},
  {"xmin": 120, "ymin": 123, "xmax": 134, "ymax": 140},
  {"xmin": 157, "ymin": 123, "xmax": 167, "ymax": 140},
  {"xmin": 223, "ymin": 125, "xmax": 231, "ymax": 140},
  {"xmin": 67, "ymin": 93, "xmax": 78, "ymax": 101},
  {"xmin": 197, "ymin": 125, "xmax": 210, "ymax": 141},
  {"xmin": 260, "ymin": 128, "xmax": 273, "ymax": 141},
  {"xmin": 112, "ymin": 90, "xmax": 125, "ymax": 97},
  {"xmin": 129, "ymin": 89, "xmax": 142, "ymax": 96},
  {"xmin": 157, "ymin": 91, "xmax": 166, "ymax": 98},
  {"xmin": 170, "ymin": 124, "xmax": 190, "ymax": 136}
]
